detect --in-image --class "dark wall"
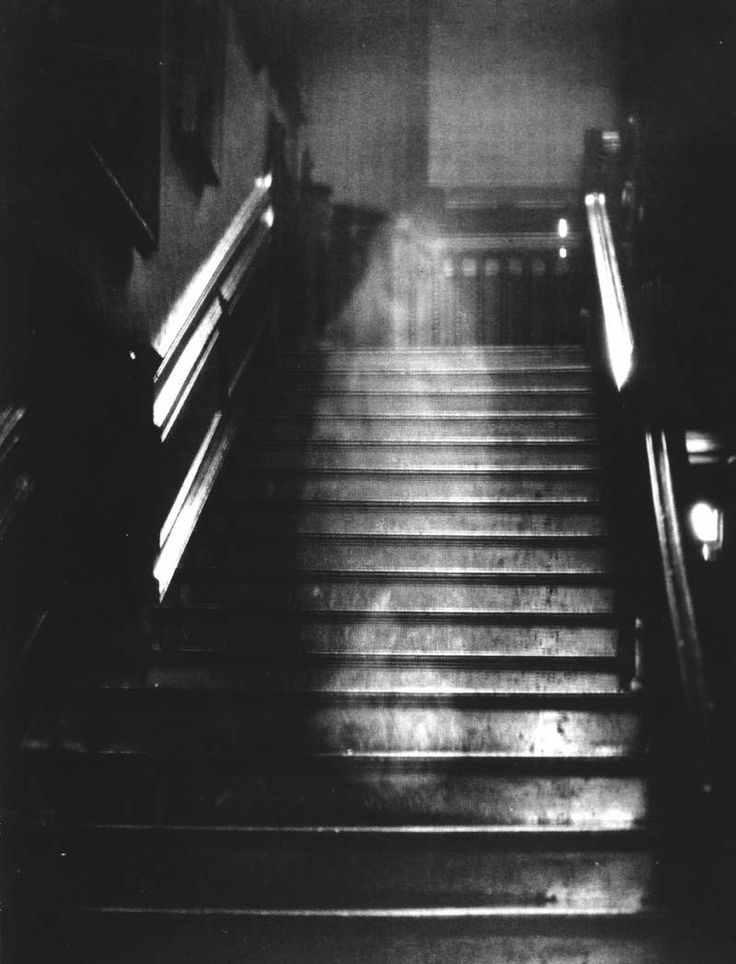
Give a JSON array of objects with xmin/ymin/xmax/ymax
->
[
  {"xmin": 0, "ymin": 0, "xmax": 300, "ymax": 399},
  {"xmin": 298, "ymin": 0, "xmax": 624, "ymax": 212},
  {"xmin": 429, "ymin": 0, "xmax": 624, "ymax": 195},
  {"xmin": 624, "ymin": 0, "xmax": 736, "ymax": 425},
  {"xmin": 298, "ymin": 0, "xmax": 427, "ymax": 213}
]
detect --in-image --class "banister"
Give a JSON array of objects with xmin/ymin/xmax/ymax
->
[
  {"xmin": 645, "ymin": 428, "xmax": 716, "ymax": 794},
  {"xmin": 153, "ymin": 172, "xmax": 276, "ymax": 599},
  {"xmin": 584, "ymin": 146, "xmax": 717, "ymax": 803},
  {"xmin": 154, "ymin": 174, "xmax": 273, "ymax": 441},
  {"xmin": 584, "ymin": 192, "xmax": 633, "ymax": 390}
]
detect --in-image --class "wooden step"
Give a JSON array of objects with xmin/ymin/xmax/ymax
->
[
  {"xmin": 239, "ymin": 414, "xmax": 599, "ymax": 442},
  {"xmin": 222, "ymin": 468, "xmax": 603, "ymax": 503},
  {"xmin": 157, "ymin": 610, "xmax": 621, "ymax": 657},
  {"xmin": 190, "ymin": 534, "xmax": 612, "ymax": 574},
  {"xmin": 12, "ymin": 824, "xmax": 656, "ymax": 913},
  {"xmin": 259, "ymin": 370, "xmax": 595, "ymax": 393},
  {"xmin": 256, "ymin": 390, "xmax": 596, "ymax": 416},
  {"xmin": 233, "ymin": 440, "xmax": 601, "ymax": 470},
  {"xmin": 23, "ymin": 751, "xmax": 649, "ymax": 829},
  {"xmin": 24, "ymin": 691, "xmax": 645, "ymax": 757},
  {"xmin": 94, "ymin": 652, "xmax": 623, "ymax": 696},
  {"xmin": 205, "ymin": 503, "xmax": 607, "ymax": 537},
  {"xmin": 3, "ymin": 910, "xmax": 689, "ymax": 964},
  {"xmin": 177, "ymin": 571, "xmax": 616, "ymax": 613},
  {"xmin": 273, "ymin": 347, "xmax": 590, "ymax": 372}
]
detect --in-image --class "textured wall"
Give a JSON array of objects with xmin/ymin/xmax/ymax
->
[
  {"xmin": 2, "ymin": 1, "xmax": 295, "ymax": 363},
  {"xmin": 429, "ymin": 0, "xmax": 623, "ymax": 192},
  {"xmin": 138, "ymin": 2, "xmax": 273, "ymax": 353},
  {"xmin": 107, "ymin": 1, "xmax": 286, "ymax": 349},
  {"xmin": 299, "ymin": 0, "xmax": 427, "ymax": 213}
]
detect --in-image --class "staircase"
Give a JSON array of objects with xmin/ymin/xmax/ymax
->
[{"xmin": 11, "ymin": 345, "xmax": 694, "ymax": 961}]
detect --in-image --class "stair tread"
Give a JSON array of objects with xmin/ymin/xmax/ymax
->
[
  {"xmin": 214, "ymin": 497, "xmax": 605, "ymax": 508},
  {"xmin": 184, "ymin": 568, "xmax": 614, "ymax": 582},
  {"xmin": 204, "ymin": 506, "xmax": 608, "ymax": 538},
  {"xmin": 94, "ymin": 653, "xmax": 624, "ymax": 696},
  {"xmin": 22, "ymin": 746, "xmax": 650, "ymax": 828},
  {"xmin": 28, "ymin": 823, "xmax": 651, "ymax": 841},
  {"xmin": 248, "ymin": 410, "xmax": 598, "ymax": 425},
  {"xmin": 6, "ymin": 910, "xmax": 701, "ymax": 964},
  {"xmin": 17, "ymin": 339, "xmax": 676, "ymax": 955},
  {"xmin": 24, "ymin": 745, "xmax": 650, "ymax": 770},
  {"xmin": 227, "ymin": 466, "xmax": 603, "ymax": 475},
  {"xmin": 241, "ymin": 437, "xmax": 599, "ymax": 445},
  {"xmin": 12, "ymin": 822, "xmax": 657, "ymax": 914}
]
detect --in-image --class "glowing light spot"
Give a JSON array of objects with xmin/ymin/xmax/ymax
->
[
  {"xmin": 689, "ymin": 501, "xmax": 723, "ymax": 560},
  {"xmin": 557, "ymin": 218, "xmax": 569, "ymax": 239},
  {"xmin": 262, "ymin": 206, "xmax": 275, "ymax": 229},
  {"xmin": 558, "ymin": 246, "xmax": 567, "ymax": 260}
]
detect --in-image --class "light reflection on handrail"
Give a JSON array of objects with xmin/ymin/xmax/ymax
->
[
  {"xmin": 154, "ymin": 176, "xmax": 273, "ymax": 438},
  {"xmin": 153, "ymin": 173, "xmax": 273, "ymax": 597},
  {"xmin": 645, "ymin": 429, "xmax": 716, "ymax": 795},
  {"xmin": 585, "ymin": 181, "xmax": 716, "ymax": 799},
  {"xmin": 585, "ymin": 192, "xmax": 634, "ymax": 390}
]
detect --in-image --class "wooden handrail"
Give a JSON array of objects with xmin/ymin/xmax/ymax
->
[
  {"xmin": 154, "ymin": 175, "xmax": 273, "ymax": 441},
  {"xmin": 153, "ymin": 174, "xmax": 275, "ymax": 598},
  {"xmin": 585, "ymin": 152, "xmax": 717, "ymax": 802},
  {"xmin": 584, "ymin": 192, "xmax": 633, "ymax": 390},
  {"xmin": 645, "ymin": 429, "xmax": 716, "ymax": 797}
]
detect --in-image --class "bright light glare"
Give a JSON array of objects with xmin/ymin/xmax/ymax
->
[
  {"xmin": 559, "ymin": 246, "xmax": 567, "ymax": 259},
  {"xmin": 557, "ymin": 218, "xmax": 569, "ymax": 239},
  {"xmin": 585, "ymin": 193, "xmax": 633, "ymax": 390},
  {"xmin": 689, "ymin": 501, "xmax": 723, "ymax": 559},
  {"xmin": 262, "ymin": 206, "xmax": 275, "ymax": 229},
  {"xmin": 256, "ymin": 171, "xmax": 273, "ymax": 190}
]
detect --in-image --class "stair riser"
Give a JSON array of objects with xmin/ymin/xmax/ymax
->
[
  {"xmin": 206, "ymin": 507, "xmax": 607, "ymax": 537},
  {"xmin": 258, "ymin": 392, "xmax": 596, "ymax": 416},
  {"xmin": 240, "ymin": 416, "xmax": 598, "ymax": 442},
  {"xmin": 158, "ymin": 616, "xmax": 620, "ymax": 658},
  {"xmin": 222, "ymin": 473, "xmax": 603, "ymax": 503},
  {"xmin": 135, "ymin": 660, "xmax": 621, "ymax": 695},
  {"xmin": 4, "ymin": 915, "xmax": 682, "ymax": 964},
  {"xmin": 28, "ymin": 759, "xmax": 648, "ymax": 828},
  {"xmin": 284, "ymin": 707, "xmax": 639, "ymax": 756},
  {"xmin": 192, "ymin": 539, "xmax": 612, "ymax": 574},
  {"xmin": 263, "ymin": 372, "xmax": 594, "ymax": 393},
  {"xmin": 179, "ymin": 579, "xmax": 616, "ymax": 614},
  {"xmin": 234, "ymin": 443, "xmax": 601, "ymax": 470},
  {"xmin": 29, "ymin": 704, "xmax": 643, "ymax": 757},
  {"xmin": 16, "ymin": 828, "xmax": 654, "ymax": 912},
  {"xmin": 273, "ymin": 349, "xmax": 589, "ymax": 371}
]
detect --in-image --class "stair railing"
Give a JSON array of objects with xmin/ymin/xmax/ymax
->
[
  {"xmin": 153, "ymin": 173, "xmax": 276, "ymax": 599},
  {"xmin": 584, "ymin": 151, "xmax": 718, "ymax": 807}
]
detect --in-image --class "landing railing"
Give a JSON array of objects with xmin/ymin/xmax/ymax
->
[{"xmin": 390, "ymin": 210, "xmax": 583, "ymax": 346}]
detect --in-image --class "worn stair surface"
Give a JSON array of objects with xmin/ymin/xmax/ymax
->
[{"xmin": 10, "ymin": 346, "xmax": 697, "ymax": 961}]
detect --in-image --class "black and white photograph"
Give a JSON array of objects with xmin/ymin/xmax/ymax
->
[{"xmin": 1, "ymin": 1, "xmax": 735, "ymax": 960}]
